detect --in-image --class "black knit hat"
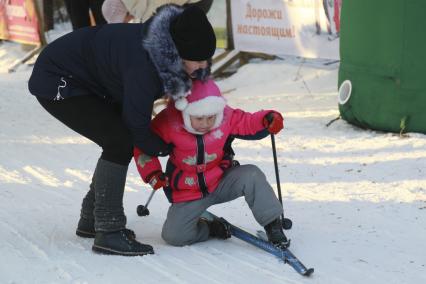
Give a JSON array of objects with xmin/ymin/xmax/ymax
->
[{"xmin": 170, "ymin": 6, "xmax": 216, "ymax": 61}]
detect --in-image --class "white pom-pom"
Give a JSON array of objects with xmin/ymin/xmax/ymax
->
[{"xmin": 175, "ymin": 97, "xmax": 188, "ymax": 111}]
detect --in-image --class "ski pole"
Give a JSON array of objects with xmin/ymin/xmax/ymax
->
[
  {"xmin": 270, "ymin": 134, "xmax": 292, "ymax": 230},
  {"xmin": 271, "ymin": 134, "xmax": 283, "ymax": 203},
  {"xmin": 136, "ymin": 190, "xmax": 156, "ymax": 216}
]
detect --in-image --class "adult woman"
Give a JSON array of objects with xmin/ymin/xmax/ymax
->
[{"xmin": 28, "ymin": 5, "xmax": 216, "ymax": 256}]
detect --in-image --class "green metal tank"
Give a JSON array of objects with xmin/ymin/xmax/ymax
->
[{"xmin": 338, "ymin": 0, "xmax": 426, "ymax": 134}]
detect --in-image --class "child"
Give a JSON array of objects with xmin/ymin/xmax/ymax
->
[{"xmin": 134, "ymin": 79, "xmax": 289, "ymax": 247}]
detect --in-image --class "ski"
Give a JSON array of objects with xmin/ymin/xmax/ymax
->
[
  {"xmin": 203, "ymin": 211, "xmax": 314, "ymax": 277},
  {"xmin": 256, "ymin": 230, "xmax": 268, "ymax": 240}
]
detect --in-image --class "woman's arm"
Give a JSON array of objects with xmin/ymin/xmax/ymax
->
[{"xmin": 133, "ymin": 108, "xmax": 171, "ymax": 185}]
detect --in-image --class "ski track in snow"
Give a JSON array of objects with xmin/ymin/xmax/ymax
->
[
  {"xmin": 205, "ymin": 245, "xmax": 298, "ymax": 283},
  {"xmin": 23, "ymin": 165, "xmax": 64, "ymax": 187}
]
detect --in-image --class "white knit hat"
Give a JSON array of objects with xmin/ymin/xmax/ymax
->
[{"xmin": 102, "ymin": 0, "xmax": 128, "ymax": 23}]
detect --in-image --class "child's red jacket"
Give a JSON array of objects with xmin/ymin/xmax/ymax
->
[{"xmin": 134, "ymin": 104, "xmax": 277, "ymax": 203}]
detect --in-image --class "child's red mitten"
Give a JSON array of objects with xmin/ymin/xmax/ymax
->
[
  {"xmin": 147, "ymin": 171, "xmax": 169, "ymax": 190},
  {"xmin": 263, "ymin": 112, "xmax": 284, "ymax": 134}
]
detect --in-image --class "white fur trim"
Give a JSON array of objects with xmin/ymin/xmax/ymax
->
[
  {"xmin": 175, "ymin": 97, "xmax": 188, "ymax": 111},
  {"xmin": 184, "ymin": 96, "xmax": 226, "ymax": 116}
]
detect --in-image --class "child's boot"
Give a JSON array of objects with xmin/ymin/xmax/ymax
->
[
  {"xmin": 264, "ymin": 218, "xmax": 290, "ymax": 248},
  {"xmin": 201, "ymin": 217, "xmax": 231, "ymax": 239}
]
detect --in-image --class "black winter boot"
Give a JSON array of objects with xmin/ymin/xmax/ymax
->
[
  {"xmin": 201, "ymin": 217, "xmax": 231, "ymax": 239},
  {"xmin": 76, "ymin": 162, "xmax": 137, "ymax": 240},
  {"xmin": 77, "ymin": 217, "xmax": 136, "ymax": 240},
  {"xmin": 76, "ymin": 181, "xmax": 96, "ymax": 238},
  {"xmin": 76, "ymin": 182, "xmax": 136, "ymax": 239},
  {"xmin": 76, "ymin": 216, "xmax": 96, "ymax": 238},
  {"xmin": 93, "ymin": 159, "xmax": 127, "ymax": 232},
  {"xmin": 88, "ymin": 158, "xmax": 146, "ymax": 255},
  {"xmin": 264, "ymin": 218, "xmax": 290, "ymax": 248},
  {"xmin": 92, "ymin": 229, "xmax": 154, "ymax": 256}
]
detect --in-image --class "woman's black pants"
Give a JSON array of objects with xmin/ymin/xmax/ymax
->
[{"xmin": 37, "ymin": 95, "xmax": 133, "ymax": 165}]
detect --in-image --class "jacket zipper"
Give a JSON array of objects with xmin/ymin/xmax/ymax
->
[
  {"xmin": 173, "ymin": 170, "xmax": 182, "ymax": 190},
  {"xmin": 196, "ymin": 135, "xmax": 209, "ymax": 197}
]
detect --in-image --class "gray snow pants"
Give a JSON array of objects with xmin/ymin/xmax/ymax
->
[{"xmin": 161, "ymin": 164, "xmax": 283, "ymax": 246}]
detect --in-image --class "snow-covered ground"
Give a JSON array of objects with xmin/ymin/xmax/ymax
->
[{"xmin": 0, "ymin": 54, "xmax": 425, "ymax": 283}]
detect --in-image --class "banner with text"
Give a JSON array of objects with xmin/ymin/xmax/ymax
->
[
  {"xmin": 231, "ymin": 0, "xmax": 341, "ymax": 60},
  {"xmin": 0, "ymin": 0, "xmax": 41, "ymax": 45}
]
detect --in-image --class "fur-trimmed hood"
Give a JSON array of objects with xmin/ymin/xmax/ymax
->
[{"xmin": 142, "ymin": 4, "xmax": 192, "ymax": 102}]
